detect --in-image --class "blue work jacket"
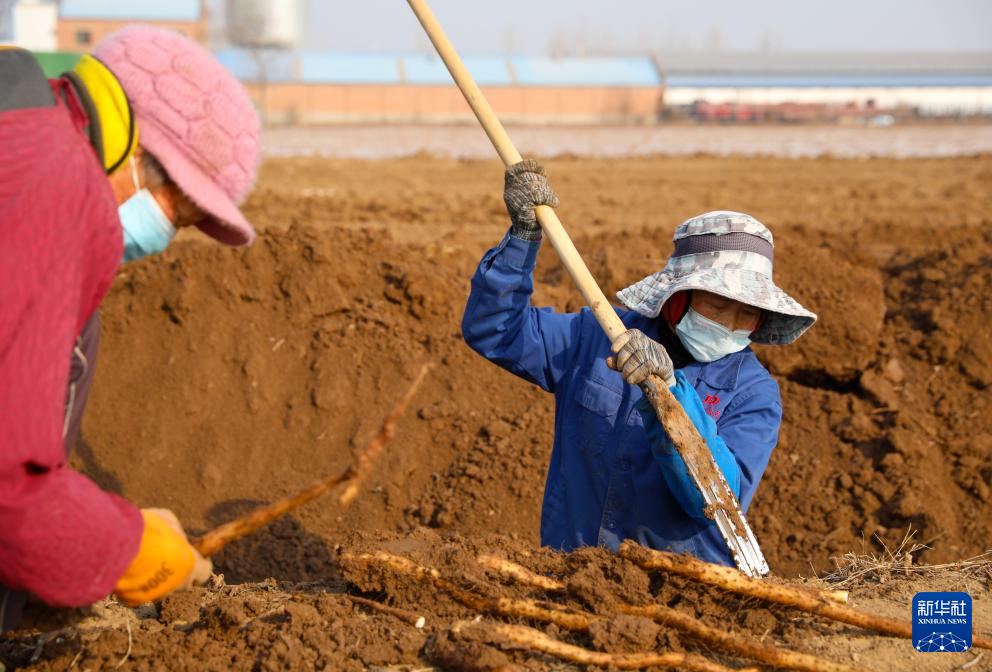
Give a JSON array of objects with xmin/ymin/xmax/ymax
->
[{"xmin": 462, "ymin": 233, "xmax": 782, "ymax": 566}]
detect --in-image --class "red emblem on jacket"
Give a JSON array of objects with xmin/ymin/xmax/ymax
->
[{"xmin": 702, "ymin": 394, "xmax": 721, "ymax": 419}]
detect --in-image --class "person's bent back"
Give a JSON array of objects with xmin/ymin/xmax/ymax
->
[{"xmin": 0, "ymin": 26, "xmax": 260, "ymax": 627}]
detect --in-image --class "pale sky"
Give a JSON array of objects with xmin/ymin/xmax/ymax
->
[
  {"xmin": 305, "ymin": 0, "xmax": 992, "ymax": 55},
  {"xmin": 2, "ymin": 0, "xmax": 989, "ymax": 55}
]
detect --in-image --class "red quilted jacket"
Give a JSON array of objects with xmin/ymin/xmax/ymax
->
[{"xmin": 0, "ymin": 84, "xmax": 143, "ymax": 606}]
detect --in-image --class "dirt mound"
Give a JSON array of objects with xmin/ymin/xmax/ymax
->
[
  {"xmin": 751, "ymin": 225, "xmax": 992, "ymax": 573},
  {"xmin": 81, "ymin": 220, "xmax": 554, "ymax": 585}
]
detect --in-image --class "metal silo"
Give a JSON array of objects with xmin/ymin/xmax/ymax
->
[{"xmin": 226, "ymin": 0, "xmax": 305, "ymax": 49}]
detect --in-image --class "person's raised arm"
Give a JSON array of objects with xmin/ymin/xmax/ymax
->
[{"xmin": 462, "ymin": 160, "xmax": 581, "ymax": 394}]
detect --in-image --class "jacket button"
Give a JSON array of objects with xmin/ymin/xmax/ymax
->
[{"xmin": 619, "ymin": 459, "xmax": 631, "ymax": 470}]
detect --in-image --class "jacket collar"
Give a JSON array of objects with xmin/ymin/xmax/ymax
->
[{"xmin": 697, "ymin": 348, "xmax": 749, "ymax": 390}]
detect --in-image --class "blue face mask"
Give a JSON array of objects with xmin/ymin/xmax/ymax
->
[
  {"xmin": 119, "ymin": 159, "xmax": 175, "ymax": 263},
  {"xmin": 675, "ymin": 307, "xmax": 752, "ymax": 363}
]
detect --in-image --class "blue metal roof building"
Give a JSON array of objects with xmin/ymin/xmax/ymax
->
[
  {"xmin": 215, "ymin": 50, "xmax": 297, "ymax": 84},
  {"xmin": 402, "ymin": 55, "xmax": 511, "ymax": 86},
  {"xmin": 216, "ymin": 51, "xmax": 661, "ymax": 88},
  {"xmin": 511, "ymin": 57, "xmax": 661, "ymax": 87},
  {"xmin": 299, "ymin": 53, "xmax": 400, "ymax": 85},
  {"xmin": 218, "ymin": 52, "xmax": 664, "ymax": 124}
]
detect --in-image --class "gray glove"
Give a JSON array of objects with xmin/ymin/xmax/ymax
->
[
  {"xmin": 606, "ymin": 329, "xmax": 676, "ymax": 387},
  {"xmin": 503, "ymin": 159, "xmax": 560, "ymax": 241}
]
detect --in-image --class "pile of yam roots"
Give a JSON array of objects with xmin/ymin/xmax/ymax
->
[{"xmin": 336, "ymin": 541, "xmax": 992, "ymax": 672}]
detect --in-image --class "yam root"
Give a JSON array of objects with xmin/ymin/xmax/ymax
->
[
  {"xmin": 476, "ymin": 553, "xmax": 564, "ymax": 592},
  {"xmin": 193, "ymin": 362, "xmax": 432, "ymax": 557},
  {"xmin": 619, "ymin": 541, "xmax": 992, "ymax": 650},
  {"xmin": 477, "ymin": 555, "xmax": 862, "ymax": 672},
  {"xmin": 338, "ymin": 362, "xmax": 434, "ymax": 506},
  {"xmin": 342, "ymin": 551, "xmax": 594, "ymax": 631},
  {"xmin": 454, "ymin": 620, "xmax": 753, "ymax": 672},
  {"xmin": 477, "ymin": 552, "xmax": 845, "ymax": 604},
  {"xmin": 346, "ymin": 595, "xmax": 425, "ymax": 628}
]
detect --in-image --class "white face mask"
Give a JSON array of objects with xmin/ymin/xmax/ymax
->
[
  {"xmin": 675, "ymin": 307, "xmax": 752, "ymax": 363},
  {"xmin": 119, "ymin": 157, "xmax": 176, "ymax": 263}
]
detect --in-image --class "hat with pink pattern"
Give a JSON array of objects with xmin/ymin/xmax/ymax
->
[{"xmin": 94, "ymin": 25, "xmax": 261, "ymax": 246}]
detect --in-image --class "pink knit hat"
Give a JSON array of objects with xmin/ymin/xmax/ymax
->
[{"xmin": 94, "ymin": 25, "xmax": 261, "ymax": 246}]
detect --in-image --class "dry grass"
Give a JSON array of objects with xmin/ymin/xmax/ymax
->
[{"xmin": 823, "ymin": 530, "xmax": 992, "ymax": 589}]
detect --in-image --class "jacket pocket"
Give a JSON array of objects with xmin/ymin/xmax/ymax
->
[{"xmin": 571, "ymin": 376, "xmax": 621, "ymax": 456}]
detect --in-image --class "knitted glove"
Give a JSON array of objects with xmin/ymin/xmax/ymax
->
[
  {"xmin": 607, "ymin": 329, "xmax": 676, "ymax": 387},
  {"xmin": 503, "ymin": 159, "xmax": 560, "ymax": 241},
  {"xmin": 113, "ymin": 509, "xmax": 212, "ymax": 606}
]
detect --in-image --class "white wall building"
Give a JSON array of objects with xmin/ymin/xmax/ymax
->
[
  {"xmin": 657, "ymin": 52, "xmax": 992, "ymax": 116},
  {"xmin": 6, "ymin": 0, "xmax": 57, "ymax": 51}
]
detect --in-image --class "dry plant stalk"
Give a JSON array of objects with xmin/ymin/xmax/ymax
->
[
  {"xmin": 193, "ymin": 362, "xmax": 433, "ymax": 557},
  {"xmin": 343, "ymin": 551, "xmax": 594, "ymax": 631},
  {"xmin": 619, "ymin": 541, "xmax": 992, "ymax": 650},
  {"xmin": 825, "ymin": 531, "xmax": 992, "ymax": 590},
  {"xmin": 477, "ymin": 555, "xmax": 860, "ymax": 672},
  {"xmin": 454, "ymin": 620, "xmax": 753, "ymax": 672}
]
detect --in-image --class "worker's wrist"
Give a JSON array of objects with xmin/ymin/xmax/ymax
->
[
  {"xmin": 496, "ymin": 230, "xmax": 542, "ymax": 269},
  {"xmin": 509, "ymin": 220, "xmax": 542, "ymax": 242},
  {"xmin": 113, "ymin": 510, "xmax": 195, "ymax": 606}
]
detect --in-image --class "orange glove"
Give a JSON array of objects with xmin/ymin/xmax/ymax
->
[{"xmin": 113, "ymin": 509, "xmax": 212, "ymax": 606}]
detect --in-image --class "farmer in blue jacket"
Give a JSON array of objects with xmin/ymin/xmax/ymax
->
[{"xmin": 462, "ymin": 160, "xmax": 817, "ymax": 566}]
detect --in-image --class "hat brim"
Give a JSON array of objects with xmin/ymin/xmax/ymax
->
[
  {"xmin": 617, "ymin": 267, "xmax": 817, "ymax": 345},
  {"xmin": 140, "ymin": 123, "xmax": 255, "ymax": 247}
]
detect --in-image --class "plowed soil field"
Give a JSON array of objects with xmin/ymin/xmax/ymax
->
[{"xmin": 3, "ymin": 154, "xmax": 991, "ymax": 671}]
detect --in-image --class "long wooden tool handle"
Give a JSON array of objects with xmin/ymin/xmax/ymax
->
[
  {"xmin": 192, "ymin": 362, "xmax": 433, "ymax": 557},
  {"xmin": 405, "ymin": 3, "xmax": 623, "ymax": 339},
  {"xmin": 407, "ymin": 0, "xmax": 768, "ymax": 577}
]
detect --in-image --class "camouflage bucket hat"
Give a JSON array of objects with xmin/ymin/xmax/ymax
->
[{"xmin": 616, "ymin": 211, "xmax": 816, "ymax": 345}]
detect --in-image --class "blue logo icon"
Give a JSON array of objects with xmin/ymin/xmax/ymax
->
[{"xmin": 913, "ymin": 592, "xmax": 972, "ymax": 652}]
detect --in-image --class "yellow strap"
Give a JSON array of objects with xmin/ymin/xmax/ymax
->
[{"xmin": 72, "ymin": 54, "xmax": 138, "ymax": 174}]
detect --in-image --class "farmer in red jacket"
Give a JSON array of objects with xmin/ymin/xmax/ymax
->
[{"xmin": 0, "ymin": 26, "xmax": 261, "ymax": 631}]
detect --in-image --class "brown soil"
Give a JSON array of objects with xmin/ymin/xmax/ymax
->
[
  {"xmin": 4, "ymin": 531, "xmax": 989, "ymax": 671},
  {"xmin": 3, "ymin": 154, "xmax": 991, "ymax": 670}
]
